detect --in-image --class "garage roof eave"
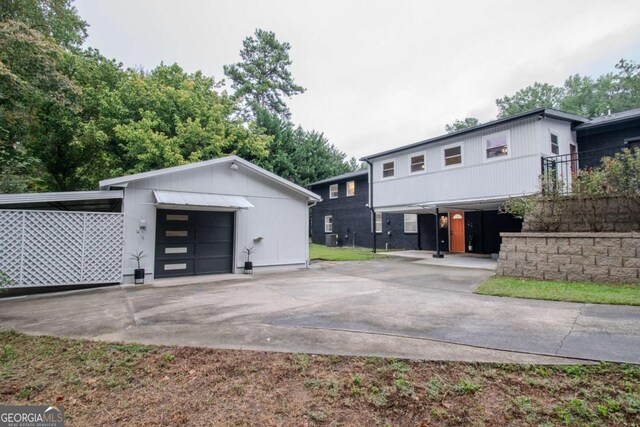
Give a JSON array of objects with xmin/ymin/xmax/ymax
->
[{"xmin": 99, "ymin": 155, "xmax": 322, "ymax": 202}]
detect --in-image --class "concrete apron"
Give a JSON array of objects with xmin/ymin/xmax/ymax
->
[
  {"xmin": 0, "ymin": 258, "xmax": 637, "ymax": 364},
  {"xmin": 384, "ymin": 250, "xmax": 497, "ymax": 271}
]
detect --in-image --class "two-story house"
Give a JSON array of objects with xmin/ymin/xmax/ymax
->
[
  {"xmin": 308, "ymin": 170, "xmax": 419, "ymax": 250},
  {"xmin": 361, "ymin": 108, "xmax": 589, "ymax": 255}
]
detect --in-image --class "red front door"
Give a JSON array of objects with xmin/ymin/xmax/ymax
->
[{"xmin": 449, "ymin": 211, "xmax": 465, "ymax": 253}]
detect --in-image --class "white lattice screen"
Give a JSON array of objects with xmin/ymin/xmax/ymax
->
[{"xmin": 0, "ymin": 210, "xmax": 124, "ymax": 287}]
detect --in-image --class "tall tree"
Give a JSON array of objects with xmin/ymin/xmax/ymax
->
[
  {"xmin": 224, "ymin": 29, "xmax": 305, "ymax": 120},
  {"xmin": 445, "ymin": 117, "xmax": 481, "ymax": 133},
  {"xmin": 0, "ymin": 20, "xmax": 80, "ymax": 191},
  {"xmin": 111, "ymin": 64, "xmax": 271, "ymax": 177},
  {"xmin": 254, "ymin": 109, "xmax": 353, "ymax": 186},
  {"xmin": 609, "ymin": 59, "xmax": 640, "ymax": 112},
  {"xmin": 0, "ymin": 0, "xmax": 87, "ymax": 48},
  {"xmin": 496, "ymin": 82, "xmax": 563, "ymax": 117},
  {"xmin": 496, "ymin": 59, "xmax": 640, "ymax": 118}
]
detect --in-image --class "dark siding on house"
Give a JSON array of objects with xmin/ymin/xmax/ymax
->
[
  {"xmin": 575, "ymin": 120, "xmax": 640, "ymax": 169},
  {"xmin": 577, "ymin": 121, "xmax": 640, "ymax": 153},
  {"xmin": 464, "ymin": 211, "xmax": 523, "ymax": 254},
  {"xmin": 418, "ymin": 213, "xmax": 449, "ymax": 252},
  {"xmin": 309, "ymin": 175, "xmax": 419, "ymax": 250},
  {"xmin": 418, "ymin": 211, "xmax": 522, "ymax": 254}
]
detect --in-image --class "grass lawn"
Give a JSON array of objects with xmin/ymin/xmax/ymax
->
[
  {"xmin": 1, "ymin": 331, "xmax": 639, "ymax": 426},
  {"xmin": 309, "ymin": 243, "xmax": 387, "ymax": 261},
  {"xmin": 476, "ymin": 276, "xmax": 640, "ymax": 306}
]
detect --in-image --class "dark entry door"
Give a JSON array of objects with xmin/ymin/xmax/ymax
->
[{"xmin": 155, "ymin": 209, "xmax": 234, "ymax": 278}]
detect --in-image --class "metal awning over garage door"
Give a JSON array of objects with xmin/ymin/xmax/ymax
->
[{"xmin": 153, "ymin": 190, "xmax": 253, "ymax": 210}]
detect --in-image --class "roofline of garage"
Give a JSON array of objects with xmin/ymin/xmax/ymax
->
[{"xmin": 99, "ymin": 155, "xmax": 321, "ymax": 202}]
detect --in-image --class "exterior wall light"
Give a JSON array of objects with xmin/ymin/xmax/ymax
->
[{"xmin": 230, "ymin": 162, "xmax": 239, "ymax": 171}]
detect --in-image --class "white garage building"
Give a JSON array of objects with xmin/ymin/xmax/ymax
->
[{"xmin": 0, "ymin": 156, "xmax": 321, "ymax": 287}]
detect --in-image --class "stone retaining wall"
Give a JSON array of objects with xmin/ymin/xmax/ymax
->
[{"xmin": 496, "ymin": 232, "xmax": 640, "ymax": 284}]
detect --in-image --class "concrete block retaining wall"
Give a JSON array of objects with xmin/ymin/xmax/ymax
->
[{"xmin": 496, "ymin": 232, "xmax": 640, "ymax": 284}]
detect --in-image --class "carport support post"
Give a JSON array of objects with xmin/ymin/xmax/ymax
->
[
  {"xmin": 433, "ymin": 207, "xmax": 444, "ymax": 258},
  {"xmin": 366, "ymin": 159, "xmax": 377, "ymax": 254}
]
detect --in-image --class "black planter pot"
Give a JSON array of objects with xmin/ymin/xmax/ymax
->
[
  {"xmin": 134, "ymin": 268, "xmax": 145, "ymax": 284},
  {"xmin": 244, "ymin": 261, "xmax": 253, "ymax": 274}
]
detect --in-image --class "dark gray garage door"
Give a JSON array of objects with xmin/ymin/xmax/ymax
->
[{"xmin": 155, "ymin": 209, "xmax": 234, "ymax": 278}]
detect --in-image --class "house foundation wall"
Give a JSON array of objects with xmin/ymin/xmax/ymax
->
[{"xmin": 496, "ymin": 232, "xmax": 640, "ymax": 284}]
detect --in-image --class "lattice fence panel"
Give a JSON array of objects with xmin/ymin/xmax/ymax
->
[
  {"xmin": 83, "ymin": 213, "xmax": 123, "ymax": 283},
  {"xmin": 0, "ymin": 210, "xmax": 24, "ymax": 284},
  {"xmin": 22, "ymin": 211, "xmax": 84, "ymax": 286},
  {"xmin": 0, "ymin": 210, "xmax": 124, "ymax": 287}
]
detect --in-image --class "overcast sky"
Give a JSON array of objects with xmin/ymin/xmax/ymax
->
[{"xmin": 75, "ymin": 0, "xmax": 640, "ymax": 159}]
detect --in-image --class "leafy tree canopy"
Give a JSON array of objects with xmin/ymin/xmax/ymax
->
[
  {"xmin": 496, "ymin": 60, "xmax": 640, "ymax": 118},
  {"xmin": 445, "ymin": 117, "xmax": 481, "ymax": 133},
  {"xmin": 253, "ymin": 109, "xmax": 353, "ymax": 186},
  {"xmin": 224, "ymin": 29, "xmax": 305, "ymax": 120},
  {"xmin": 0, "ymin": 0, "xmax": 87, "ymax": 48}
]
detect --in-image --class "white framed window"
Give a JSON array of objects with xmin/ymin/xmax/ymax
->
[
  {"xmin": 442, "ymin": 143, "xmax": 463, "ymax": 167},
  {"xmin": 166, "ymin": 214, "xmax": 189, "ymax": 221},
  {"xmin": 375, "ymin": 212, "xmax": 382, "ymax": 233},
  {"xmin": 346, "ymin": 180, "xmax": 355, "ymax": 197},
  {"xmin": 382, "ymin": 160, "xmax": 395, "ymax": 178},
  {"xmin": 329, "ymin": 184, "xmax": 338, "ymax": 199},
  {"xmin": 484, "ymin": 131, "xmax": 510, "ymax": 161},
  {"xmin": 324, "ymin": 215, "xmax": 333, "ymax": 233},
  {"xmin": 409, "ymin": 153, "xmax": 426, "ymax": 174},
  {"xmin": 550, "ymin": 132, "xmax": 559, "ymax": 155},
  {"xmin": 404, "ymin": 214, "xmax": 418, "ymax": 233}
]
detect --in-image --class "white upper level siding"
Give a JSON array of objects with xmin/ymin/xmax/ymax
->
[{"xmin": 369, "ymin": 115, "xmax": 578, "ymax": 210}]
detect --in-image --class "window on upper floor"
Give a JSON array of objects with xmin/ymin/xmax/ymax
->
[
  {"xmin": 329, "ymin": 184, "xmax": 338, "ymax": 199},
  {"xmin": 404, "ymin": 214, "xmax": 418, "ymax": 233},
  {"xmin": 409, "ymin": 153, "xmax": 426, "ymax": 173},
  {"xmin": 382, "ymin": 161, "xmax": 395, "ymax": 178},
  {"xmin": 375, "ymin": 212, "xmax": 382, "ymax": 233},
  {"xmin": 550, "ymin": 132, "xmax": 559, "ymax": 155},
  {"xmin": 485, "ymin": 132, "xmax": 510, "ymax": 160},
  {"xmin": 443, "ymin": 144, "xmax": 463, "ymax": 167},
  {"xmin": 346, "ymin": 180, "xmax": 355, "ymax": 197},
  {"xmin": 324, "ymin": 215, "xmax": 333, "ymax": 233}
]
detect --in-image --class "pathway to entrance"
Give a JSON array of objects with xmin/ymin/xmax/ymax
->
[{"xmin": 384, "ymin": 250, "xmax": 497, "ymax": 271}]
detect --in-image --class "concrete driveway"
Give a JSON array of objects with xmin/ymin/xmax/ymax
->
[{"xmin": 1, "ymin": 257, "xmax": 638, "ymax": 364}]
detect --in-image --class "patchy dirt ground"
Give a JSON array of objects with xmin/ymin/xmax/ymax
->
[{"xmin": 0, "ymin": 331, "xmax": 638, "ymax": 426}]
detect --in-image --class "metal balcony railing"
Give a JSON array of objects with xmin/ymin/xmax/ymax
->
[{"xmin": 541, "ymin": 145, "xmax": 635, "ymax": 195}]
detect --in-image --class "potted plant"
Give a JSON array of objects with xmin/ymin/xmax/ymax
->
[
  {"xmin": 243, "ymin": 247, "xmax": 255, "ymax": 274},
  {"xmin": 130, "ymin": 251, "xmax": 146, "ymax": 284}
]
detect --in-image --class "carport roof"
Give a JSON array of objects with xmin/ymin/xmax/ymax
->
[
  {"xmin": 0, "ymin": 190, "xmax": 123, "ymax": 212},
  {"xmin": 99, "ymin": 155, "xmax": 321, "ymax": 202},
  {"xmin": 374, "ymin": 193, "xmax": 538, "ymax": 214}
]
